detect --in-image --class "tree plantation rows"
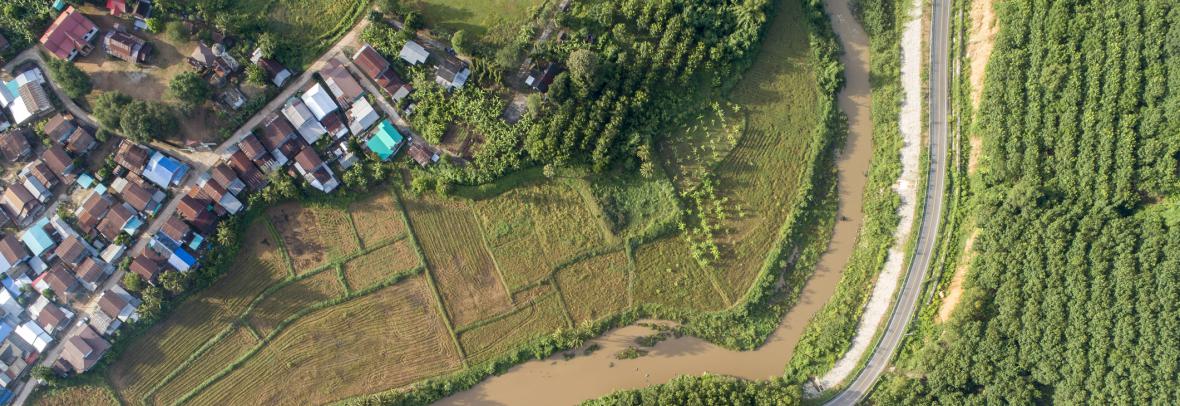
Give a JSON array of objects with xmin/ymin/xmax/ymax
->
[{"xmin": 874, "ymin": 0, "xmax": 1180, "ymax": 403}]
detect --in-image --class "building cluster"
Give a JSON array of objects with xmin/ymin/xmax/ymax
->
[{"xmin": 40, "ymin": 5, "xmax": 153, "ymax": 65}]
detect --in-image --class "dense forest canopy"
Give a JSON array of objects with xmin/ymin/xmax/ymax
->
[{"xmin": 874, "ymin": 0, "xmax": 1180, "ymax": 403}]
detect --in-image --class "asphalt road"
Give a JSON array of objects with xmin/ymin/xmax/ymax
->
[{"xmin": 824, "ymin": 0, "xmax": 952, "ymax": 403}]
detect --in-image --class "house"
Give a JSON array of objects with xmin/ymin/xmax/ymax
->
[
  {"xmin": 408, "ymin": 143, "xmax": 440, "ymax": 167},
  {"xmin": 526, "ymin": 62, "xmax": 561, "ymax": 92},
  {"xmin": 128, "ymin": 253, "xmax": 161, "ymax": 283},
  {"xmin": 176, "ymin": 194, "xmax": 216, "ymax": 234},
  {"xmin": 103, "ymin": 30, "xmax": 152, "ymax": 64},
  {"xmin": 64, "ymin": 126, "xmax": 97, "ymax": 155},
  {"xmin": 435, "ymin": 58, "xmax": 471, "ymax": 90},
  {"xmin": 41, "ymin": 145, "xmax": 75, "ymax": 179},
  {"xmin": 30, "ymin": 297, "xmax": 71, "ymax": 335},
  {"xmin": 250, "ymin": 49, "xmax": 292, "ymax": 87},
  {"xmin": 259, "ymin": 114, "xmax": 298, "ymax": 166},
  {"xmin": 112, "ymin": 177, "xmax": 163, "ymax": 215},
  {"xmin": 366, "ymin": 119, "xmax": 404, "ymax": 161},
  {"xmin": 320, "ymin": 59, "xmax": 365, "ymax": 107},
  {"xmin": 115, "ymin": 140, "xmax": 151, "ymax": 172},
  {"xmin": 353, "ymin": 44, "xmax": 412, "ymax": 101},
  {"xmin": 14, "ymin": 321, "xmax": 52, "ymax": 352},
  {"xmin": 40, "ymin": 6, "xmax": 99, "ymax": 60},
  {"xmin": 53, "ymin": 235, "xmax": 88, "ymax": 267},
  {"xmin": 210, "ymin": 164, "xmax": 246, "ymax": 195},
  {"xmin": 34, "ymin": 264, "xmax": 78, "ymax": 295},
  {"xmin": 281, "ymin": 97, "xmax": 327, "ymax": 145},
  {"xmin": 21, "ymin": 218, "xmax": 58, "ymax": 258},
  {"xmin": 75, "ymin": 191, "xmax": 113, "ymax": 237},
  {"xmin": 106, "ymin": 0, "xmax": 128, "ymax": 16},
  {"xmin": 237, "ymin": 134, "xmax": 276, "ymax": 170},
  {"xmin": 220, "ymin": 87, "xmax": 247, "ymax": 110},
  {"xmin": 2, "ymin": 184, "xmax": 40, "ymax": 222},
  {"xmin": 347, "ymin": 98, "xmax": 379, "ymax": 135},
  {"xmin": 198, "ymin": 178, "xmax": 242, "ymax": 215},
  {"xmin": 0, "ymin": 235, "xmax": 31, "ymax": 275},
  {"xmin": 44, "ymin": 114, "xmax": 76, "ymax": 143},
  {"xmin": 144, "ymin": 151, "xmax": 189, "ymax": 189},
  {"xmin": 97, "ymin": 203, "xmax": 136, "ymax": 243},
  {"xmin": 149, "ymin": 234, "xmax": 197, "ymax": 272},
  {"xmin": 0, "ymin": 289, "xmax": 20, "ymax": 320},
  {"xmin": 60, "ymin": 325, "xmax": 110, "ymax": 373},
  {"xmin": 0, "ymin": 129, "xmax": 32, "ymax": 162},
  {"xmin": 292, "ymin": 148, "xmax": 339, "ymax": 193},
  {"xmin": 90, "ymin": 287, "xmax": 135, "ymax": 335},
  {"xmin": 0, "ymin": 338, "xmax": 29, "ymax": 388},
  {"xmin": 319, "ymin": 111, "xmax": 349, "ymax": 139},
  {"xmin": 19, "ymin": 162, "xmax": 58, "ymax": 202},
  {"xmin": 399, "ymin": 40, "xmax": 429, "ymax": 65},
  {"xmin": 4, "ymin": 69, "xmax": 53, "ymax": 125},
  {"xmin": 226, "ymin": 150, "xmax": 268, "ymax": 190},
  {"xmin": 300, "ymin": 83, "xmax": 339, "ymax": 121},
  {"xmin": 189, "ymin": 42, "xmax": 240, "ymax": 84},
  {"xmin": 160, "ymin": 216, "xmax": 191, "ymax": 245},
  {"xmin": 73, "ymin": 257, "xmax": 108, "ymax": 291}
]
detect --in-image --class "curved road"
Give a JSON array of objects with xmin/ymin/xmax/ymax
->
[{"xmin": 825, "ymin": 0, "xmax": 951, "ymax": 403}]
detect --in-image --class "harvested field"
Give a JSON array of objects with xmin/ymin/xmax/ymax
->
[
  {"xmin": 344, "ymin": 240, "xmax": 420, "ymax": 291},
  {"xmin": 268, "ymin": 203, "xmax": 359, "ymax": 273},
  {"xmin": 149, "ymin": 326, "xmax": 260, "ymax": 406},
  {"xmin": 348, "ymin": 190, "xmax": 406, "ymax": 247},
  {"xmin": 555, "ymin": 251, "xmax": 630, "ymax": 323},
  {"xmin": 404, "ymin": 195, "xmax": 511, "ymax": 327},
  {"xmin": 31, "ymin": 385, "xmax": 118, "ymax": 406},
  {"xmin": 511, "ymin": 283, "xmax": 554, "ymax": 305},
  {"xmin": 473, "ymin": 182, "xmax": 608, "ymax": 290},
  {"xmin": 247, "ymin": 271, "xmax": 344, "ymax": 336},
  {"xmin": 189, "ymin": 275, "xmax": 463, "ymax": 405},
  {"xmin": 109, "ymin": 221, "xmax": 285, "ymax": 401},
  {"xmin": 458, "ymin": 292, "xmax": 569, "ymax": 365},
  {"xmin": 633, "ymin": 237, "xmax": 727, "ymax": 311}
]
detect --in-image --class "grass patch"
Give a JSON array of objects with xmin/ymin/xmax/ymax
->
[
  {"xmin": 404, "ymin": 0, "xmax": 545, "ymax": 46},
  {"xmin": 457, "ymin": 292, "xmax": 569, "ymax": 365},
  {"xmin": 554, "ymin": 250, "xmax": 630, "ymax": 323},
  {"xmin": 343, "ymin": 240, "xmax": 420, "ymax": 291},
  {"xmin": 228, "ymin": 0, "xmax": 371, "ymax": 67},
  {"xmin": 246, "ymin": 271, "xmax": 345, "ymax": 336},
  {"xmin": 347, "ymin": 190, "xmax": 407, "ymax": 248},
  {"xmin": 31, "ymin": 384, "xmax": 118, "ymax": 406},
  {"xmin": 590, "ymin": 174, "xmax": 681, "ymax": 241},
  {"xmin": 189, "ymin": 275, "xmax": 461, "ymax": 405},
  {"xmin": 632, "ymin": 237, "xmax": 727, "ymax": 312}
]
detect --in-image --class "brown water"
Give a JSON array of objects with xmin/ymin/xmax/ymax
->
[{"xmin": 437, "ymin": 0, "xmax": 872, "ymax": 404}]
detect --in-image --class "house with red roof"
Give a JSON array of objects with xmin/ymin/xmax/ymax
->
[{"xmin": 40, "ymin": 6, "xmax": 100, "ymax": 61}]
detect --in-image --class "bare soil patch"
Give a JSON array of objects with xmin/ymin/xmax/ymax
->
[
  {"xmin": 938, "ymin": 230, "xmax": 978, "ymax": 323},
  {"xmin": 968, "ymin": 0, "xmax": 998, "ymax": 109}
]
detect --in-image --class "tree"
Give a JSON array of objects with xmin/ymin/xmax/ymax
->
[
  {"xmin": 93, "ymin": 91, "xmax": 132, "ymax": 131},
  {"xmin": 139, "ymin": 286, "xmax": 164, "ymax": 320},
  {"xmin": 548, "ymin": 73, "xmax": 572, "ymax": 102},
  {"xmin": 494, "ymin": 44, "xmax": 522, "ymax": 71},
  {"xmin": 255, "ymin": 32, "xmax": 277, "ymax": 59},
  {"xmin": 168, "ymin": 71, "xmax": 211, "ymax": 110},
  {"xmin": 30, "ymin": 366, "xmax": 59, "ymax": 387},
  {"xmin": 245, "ymin": 64, "xmax": 267, "ymax": 85},
  {"xmin": 145, "ymin": 17, "xmax": 163, "ymax": 33},
  {"xmin": 165, "ymin": 21, "xmax": 189, "ymax": 42},
  {"xmin": 451, "ymin": 30, "xmax": 470, "ymax": 56},
  {"xmin": 123, "ymin": 272, "xmax": 144, "ymax": 292},
  {"xmin": 566, "ymin": 49, "xmax": 600, "ymax": 91},
  {"xmin": 45, "ymin": 57, "xmax": 92, "ymax": 99},
  {"xmin": 120, "ymin": 101, "xmax": 176, "ymax": 143},
  {"xmin": 41, "ymin": 289, "xmax": 55, "ymax": 302},
  {"xmin": 403, "ymin": 12, "xmax": 424, "ymax": 31},
  {"xmin": 526, "ymin": 93, "xmax": 544, "ymax": 118},
  {"xmin": 160, "ymin": 271, "xmax": 189, "ymax": 295}
]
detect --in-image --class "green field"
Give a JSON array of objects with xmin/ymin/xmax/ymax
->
[
  {"xmin": 457, "ymin": 291, "xmax": 570, "ymax": 365},
  {"xmin": 404, "ymin": 0, "xmax": 545, "ymax": 45},
  {"xmin": 632, "ymin": 237, "xmax": 728, "ymax": 312},
  {"xmin": 227, "ymin": 0, "xmax": 370, "ymax": 66}
]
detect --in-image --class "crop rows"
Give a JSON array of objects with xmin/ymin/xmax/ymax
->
[
  {"xmin": 347, "ymin": 191, "xmax": 406, "ymax": 247},
  {"xmin": 343, "ymin": 240, "xmax": 420, "ymax": 291}
]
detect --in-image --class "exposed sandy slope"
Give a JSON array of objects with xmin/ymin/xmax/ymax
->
[
  {"xmin": 967, "ymin": 0, "xmax": 998, "ymax": 174},
  {"xmin": 813, "ymin": 0, "xmax": 924, "ymax": 390},
  {"xmin": 937, "ymin": 230, "xmax": 977, "ymax": 322}
]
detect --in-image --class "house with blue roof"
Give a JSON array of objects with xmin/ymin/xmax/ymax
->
[
  {"xmin": 366, "ymin": 120, "xmax": 404, "ymax": 161},
  {"xmin": 149, "ymin": 234, "xmax": 197, "ymax": 272},
  {"xmin": 143, "ymin": 151, "xmax": 190, "ymax": 189},
  {"xmin": 20, "ymin": 218, "xmax": 57, "ymax": 257}
]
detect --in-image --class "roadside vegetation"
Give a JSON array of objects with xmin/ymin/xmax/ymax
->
[{"xmin": 872, "ymin": 1, "xmax": 1180, "ymax": 403}]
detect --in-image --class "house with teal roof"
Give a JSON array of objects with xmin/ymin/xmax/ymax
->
[{"xmin": 366, "ymin": 120, "xmax": 404, "ymax": 161}]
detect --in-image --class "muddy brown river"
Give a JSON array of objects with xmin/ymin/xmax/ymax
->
[{"xmin": 437, "ymin": 0, "xmax": 872, "ymax": 403}]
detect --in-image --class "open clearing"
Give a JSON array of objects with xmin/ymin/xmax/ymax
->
[
  {"xmin": 404, "ymin": 195, "xmax": 512, "ymax": 327},
  {"xmin": 458, "ymin": 292, "xmax": 569, "ymax": 365},
  {"xmin": 348, "ymin": 191, "xmax": 406, "ymax": 247},
  {"xmin": 632, "ymin": 237, "xmax": 727, "ymax": 312},
  {"xmin": 405, "ymin": 0, "xmax": 544, "ymax": 45},
  {"xmin": 228, "ymin": 0, "xmax": 370, "ymax": 66},
  {"xmin": 937, "ymin": 230, "xmax": 978, "ymax": 322},
  {"xmin": 189, "ymin": 274, "xmax": 463, "ymax": 405},
  {"xmin": 247, "ymin": 270, "xmax": 344, "ymax": 335},
  {"xmin": 268, "ymin": 203, "xmax": 358, "ymax": 273},
  {"xmin": 343, "ymin": 240, "xmax": 420, "ymax": 291},
  {"xmin": 554, "ymin": 250, "xmax": 631, "ymax": 323}
]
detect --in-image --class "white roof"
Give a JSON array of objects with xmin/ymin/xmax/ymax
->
[
  {"xmin": 399, "ymin": 41, "xmax": 429, "ymax": 65},
  {"xmin": 283, "ymin": 98, "xmax": 327, "ymax": 144},
  {"xmin": 347, "ymin": 98, "xmax": 379, "ymax": 135},
  {"xmin": 300, "ymin": 84, "xmax": 338, "ymax": 120},
  {"xmin": 0, "ymin": 289, "xmax": 22, "ymax": 319},
  {"xmin": 15, "ymin": 321, "xmax": 51, "ymax": 352}
]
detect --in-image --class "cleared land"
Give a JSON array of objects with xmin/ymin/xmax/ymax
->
[
  {"xmin": 343, "ymin": 240, "xmax": 420, "ymax": 291},
  {"xmin": 247, "ymin": 270, "xmax": 345, "ymax": 335},
  {"xmin": 472, "ymin": 182, "xmax": 608, "ymax": 290},
  {"xmin": 555, "ymin": 250, "xmax": 631, "ymax": 323},
  {"xmin": 108, "ymin": 221, "xmax": 287, "ymax": 402},
  {"xmin": 228, "ymin": 0, "xmax": 370, "ymax": 66},
  {"xmin": 268, "ymin": 203, "xmax": 359, "ymax": 273},
  {"xmin": 458, "ymin": 292, "xmax": 569, "ymax": 365},
  {"xmin": 189, "ymin": 275, "xmax": 463, "ymax": 405},
  {"xmin": 31, "ymin": 385, "xmax": 118, "ymax": 406},
  {"xmin": 632, "ymin": 237, "xmax": 727, "ymax": 312},
  {"xmin": 348, "ymin": 191, "xmax": 406, "ymax": 247},
  {"xmin": 404, "ymin": 195, "xmax": 512, "ymax": 327},
  {"xmin": 406, "ymin": 0, "xmax": 544, "ymax": 45},
  {"xmin": 149, "ymin": 326, "xmax": 260, "ymax": 405}
]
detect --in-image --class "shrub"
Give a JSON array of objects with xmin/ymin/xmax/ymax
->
[
  {"xmin": 45, "ymin": 57, "xmax": 92, "ymax": 99},
  {"xmin": 168, "ymin": 71, "xmax": 211, "ymax": 110}
]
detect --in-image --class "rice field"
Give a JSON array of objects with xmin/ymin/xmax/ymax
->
[
  {"xmin": 268, "ymin": 203, "xmax": 359, "ymax": 273},
  {"xmin": 348, "ymin": 191, "xmax": 406, "ymax": 248},
  {"xmin": 149, "ymin": 327, "xmax": 260, "ymax": 405},
  {"xmin": 247, "ymin": 271, "xmax": 344, "ymax": 336},
  {"xmin": 31, "ymin": 385, "xmax": 119, "ymax": 406},
  {"xmin": 554, "ymin": 251, "xmax": 631, "ymax": 323},
  {"xmin": 188, "ymin": 275, "xmax": 462, "ymax": 405},
  {"xmin": 458, "ymin": 292, "xmax": 569, "ymax": 365},
  {"xmin": 632, "ymin": 237, "xmax": 727, "ymax": 312},
  {"xmin": 404, "ymin": 195, "xmax": 512, "ymax": 328},
  {"xmin": 343, "ymin": 240, "xmax": 420, "ymax": 291}
]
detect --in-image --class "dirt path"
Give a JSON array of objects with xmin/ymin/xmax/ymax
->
[
  {"xmin": 435, "ymin": 0, "xmax": 874, "ymax": 403},
  {"xmin": 815, "ymin": 0, "xmax": 924, "ymax": 391}
]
